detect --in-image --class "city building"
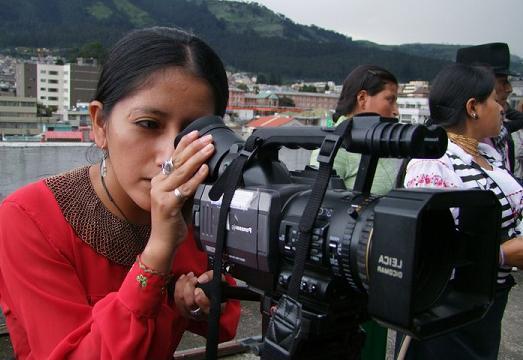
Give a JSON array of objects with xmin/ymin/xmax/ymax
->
[
  {"xmin": 0, "ymin": 95, "xmax": 43, "ymax": 138},
  {"xmin": 397, "ymin": 97, "xmax": 430, "ymax": 124},
  {"xmin": 399, "ymin": 81, "xmax": 429, "ymax": 98},
  {"xmin": 15, "ymin": 61, "xmax": 100, "ymax": 113},
  {"xmin": 15, "ymin": 63, "xmax": 37, "ymax": 98},
  {"xmin": 275, "ymin": 91, "xmax": 338, "ymax": 111}
]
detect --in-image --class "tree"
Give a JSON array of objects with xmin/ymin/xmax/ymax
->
[
  {"xmin": 268, "ymin": 72, "xmax": 281, "ymax": 85},
  {"xmin": 278, "ymin": 96, "xmax": 295, "ymax": 107},
  {"xmin": 68, "ymin": 41, "xmax": 108, "ymax": 64},
  {"xmin": 299, "ymin": 85, "xmax": 317, "ymax": 93},
  {"xmin": 237, "ymin": 83, "xmax": 249, "ymax": 91},
  {"xmin": 37, "ymin": 103, "xmax": 56, "ymax": 117},
  {"xmin": 256, "ymin": 74, "xmax": 268, "ymax": 84}
]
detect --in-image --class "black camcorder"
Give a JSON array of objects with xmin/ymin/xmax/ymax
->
[{"xmin": 175, "ymin": 114, "xmax": 500, "ymax": 358}]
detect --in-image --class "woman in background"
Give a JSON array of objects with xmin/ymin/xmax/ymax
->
[
  {"xmin": 311, "ymin": 64, "xmax": 401, "ymax": 360},
  {"xmin": 310, "ymin": 64, "xmax": 401, "ymax": 195},
  {"xmin": 404, "ymin": 63, "xmax": 523, "ymax": 359},
  {"xmin": 0, "ymin": 27, "xmax": 240, "ymax": 359}
]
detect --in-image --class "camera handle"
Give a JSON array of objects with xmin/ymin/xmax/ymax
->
[
  {"xmin": 353, "ymin": 154, "xmax": 379, "ymax": 194},
  {"xmin": 196, "ymin": 281, "xmax": 261, "ymax": 302},
  {"xmin": 262, "ymin": 120, "xmax": 353, "ymax": 360}
]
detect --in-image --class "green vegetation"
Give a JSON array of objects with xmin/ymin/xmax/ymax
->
[
  {"xmin": 67, "ymin": 41, "xmax": 108, "ymax": 64},
  {"xmin": 207, "ymin": 1, "xmax": 285, "ymax": 37},
  {"xmin": 299, "ymin": 85, "xmax": 317, "ymax": 93},
  {"xmin": 1, "ymin": 0, "xmax": 521, "ymax": 82},
  {"xmin": 86, "ymin": 2, "xmax": 113, "ymax": 20},
  {"xmin": 112, "ymin": 0, "xmax": 153, "ymax": 27}
]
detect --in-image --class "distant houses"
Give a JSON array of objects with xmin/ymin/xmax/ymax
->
[{"xmin": 2, "ymin": 61, "xmax": 473, "ymax": 143}]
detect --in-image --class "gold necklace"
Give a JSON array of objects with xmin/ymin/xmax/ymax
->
[{"xmin": 447, "ymin": 132, "xmax": 480, "ymax": 157}]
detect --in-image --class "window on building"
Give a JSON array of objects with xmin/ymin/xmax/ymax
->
[
  {"xmin": 41, "ymin": 79, "xmax": 46, "ymax": 83},
  {"xmin": 47, "ymin": 88, "xmax": 58, "ymax": 93},
  {"xmin": 49, "ymin": 71, "xmax": 59, "ymax": 75},
  {"xmin": 0, "ymin": 101, "xmax": 19, "ymax": 106},
  {"xmin": 40, "ymin": 70, "xmax": 46, "ymax": 74},
  {"xmin": 48, "ymin": 79, "xmax": 59, "ymax": 84},
  {"xmin": 48, "ymin": 97, "xmax": 59, "ymax": 101}
]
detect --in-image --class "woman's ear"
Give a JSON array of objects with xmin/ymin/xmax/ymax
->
[
  {"xmin": 465, "ymin": 98, "xmax": 479, "ymax": 119},
  {"xmin": 356, "ymin": 90, "xmax": 368, "ymax": 111},
  {"xmin": 89, "ymin": 101, "xmax": 107, "ymax": 149}
]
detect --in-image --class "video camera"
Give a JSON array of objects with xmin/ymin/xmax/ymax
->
[{"xmin": 175, "ymin": 114, "xmax": 500, "ymax": 359}]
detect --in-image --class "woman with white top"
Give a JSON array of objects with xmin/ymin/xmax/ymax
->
[{"xmin": 403, "ymin": 63, "xmax": 523, "ymax": 359}]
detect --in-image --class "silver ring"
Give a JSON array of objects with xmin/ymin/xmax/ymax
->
[
  {"xmin": 174, "ymin": 188, "xmax": 185, "ymax": 201},
  {"xmin": 189, "ymin": 307, "xmax": 202, "ymax": 318},
  {"xmin": 161, "ymin": 158, "xmax": 174, "ymax": 175}
]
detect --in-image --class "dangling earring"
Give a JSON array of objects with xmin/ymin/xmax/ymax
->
[
  {"xmin": 471, "ymin": 112, "xmax": 479, "ymax": 120},
  {"xmin": 101, "ymin": 150, "xmax": 108, "ymax": 178}
]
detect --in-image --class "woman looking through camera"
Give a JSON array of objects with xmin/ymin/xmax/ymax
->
[
  {"xmin": 0, "ymin": 27, "xmax": 240, "ymax": 359},
  {"xmin": 403, "ymin": 63, "xmax": 523, "ymax": 359}
]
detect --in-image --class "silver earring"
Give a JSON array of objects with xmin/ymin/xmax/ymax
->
[
  {"xmin": 101, "ymin": 150, "xmax": 108, "ymax": 178},
  {"xmin": 472, "ymin": 113, "xmax": 478, "ymax": 119}
]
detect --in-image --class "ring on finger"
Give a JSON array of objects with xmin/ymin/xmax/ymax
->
[
  {"xmin": 189, "ymin": 307, "xmax": 204, "ymax": 319},
  {"xmin": 161, "ymin": 157, "xmax": 174, "ymax": 175},
  {"xmin": 174, "ymin": 187, "xmax": 185, "ymax": 201}
]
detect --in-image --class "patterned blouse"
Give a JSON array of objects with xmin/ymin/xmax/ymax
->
[{"xmin": 404, "ymin": 141, "xmax": 523, "ymax": 284}]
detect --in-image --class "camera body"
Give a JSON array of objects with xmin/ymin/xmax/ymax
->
[{"xmin": 180, "ymin": 115, "xmax": 500, "ymax": 340}]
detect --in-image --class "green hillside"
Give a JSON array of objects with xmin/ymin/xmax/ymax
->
[{"xmin": 0, "ymin": 0, "xmax": 520, "ymax": 81}]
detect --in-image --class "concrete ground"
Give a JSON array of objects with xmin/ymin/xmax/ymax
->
[
  {"xmin": 0, "ymin": 272, "xmax": 521, "ymax": 359},
  {"xmin": 177, "ymin": 271, "xmax": 523, "ymax": 359}
]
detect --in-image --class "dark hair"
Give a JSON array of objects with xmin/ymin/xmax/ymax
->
[
  {"xmin": 333, "ymin": 65, "xmax": 398, "ymax": 122},
  {"xmin": 94, "ymin": 27, "xmax": 229, "ymax": 118},
  {"xmin": 428, "ymin": 63, "xmax": 495, "ymax": 128}
]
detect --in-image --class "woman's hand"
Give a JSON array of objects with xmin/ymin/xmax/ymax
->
[
  {"xmin": 501, "ymin": 237, "xmax": 523, "ymax": 268},
  {"xmin": 174, "ymin": 271, "xmax": 215, "ymax": 321},
  {"xmin": 142, "ymin": 130, "xmax": 214, "ymax": 273}
]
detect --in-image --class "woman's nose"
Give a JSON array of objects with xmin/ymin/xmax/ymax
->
[{"xmin": 393, "ymin": 104, "xmax": 399, "ymax": 117}]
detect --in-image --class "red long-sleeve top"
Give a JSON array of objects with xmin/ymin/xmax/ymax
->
[{"xmin": 0, "ymin": 179, "xmax": 240, "ymax": 359}]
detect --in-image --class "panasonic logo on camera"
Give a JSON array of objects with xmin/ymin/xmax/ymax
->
[
  {"xmin": 231, "ymin": 224, "xmax": 252, "ymax": 234},
  {"xmin": 376, "ymin": 255, "xmax": 404, "ymax": 279}
]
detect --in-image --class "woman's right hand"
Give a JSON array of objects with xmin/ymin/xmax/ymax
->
[
  {"xmin": 142, "ymin": 130, "xmax": 214, "ymax": 273},
  {"xmin": 501, "ymin": 237, "xmax": 523, "ymax": 269}
]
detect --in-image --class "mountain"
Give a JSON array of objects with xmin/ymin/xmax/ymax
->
[{"xmin": 0, "ymin": 0, "xmax": 521, "ymax": 82}]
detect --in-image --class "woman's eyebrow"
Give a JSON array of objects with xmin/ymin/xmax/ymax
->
[{"xmin": 129, "ymin": 107, "xmax": 170, "ymax": 118}]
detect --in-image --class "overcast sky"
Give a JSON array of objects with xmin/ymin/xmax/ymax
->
[{"xmin": 251, "ymin": 0, "xmax": 523, "ymax": 57}]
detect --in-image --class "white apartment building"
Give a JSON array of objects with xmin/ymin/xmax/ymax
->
[
  {"xmin": 17, "ymin": 61, "xmax": 100, "ymax": 114},
  {"xmin": 37, "ymin": 64, "xmax": 69, "ymax": 112},
  {"xmin": 397, "ymin": 97, "xmax": 430, "ymax": 125}
]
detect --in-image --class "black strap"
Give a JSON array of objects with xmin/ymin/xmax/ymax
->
[
  {"xmin": 263, "ymin": 121, "xmax": 351, "ymax": 359},
  {"xmin": 205, "ymin": 136, "xmax": 259, "ymax": 359}
]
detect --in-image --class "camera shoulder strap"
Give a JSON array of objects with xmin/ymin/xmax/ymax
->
[
  {"xmin": 205, "ymin": 136, "xmax": 260, "ymax": 359},
  {"xmin": 263, "ymin": 120, "xmax": 352, "ymax": 359}
]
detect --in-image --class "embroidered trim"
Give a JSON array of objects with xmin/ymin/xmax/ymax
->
[
  {"xmin": 45, "ymin": 166, "xmax": 151, "ymax": 267},
  {"xmin": 405, "ymin": 173, "xmax": 455, "ymax": 188}
]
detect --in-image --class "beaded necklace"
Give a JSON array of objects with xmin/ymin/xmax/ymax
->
[{"xmin": 446, "ymin": 132, "xmax": 480, "ymax": 157}]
